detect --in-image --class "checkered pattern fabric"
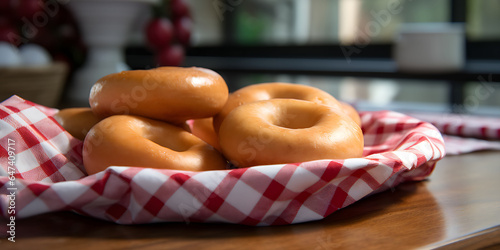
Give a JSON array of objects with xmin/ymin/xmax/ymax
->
[
  {"xmin": 409, "ymin": 112, "xmax": 500, "ymax": 139},
  {"xmin": 0, "ymin": 95, "xmax": 446, "ymax": 225},
  {"xmin": 443, "ymin": 135, "xmax": 500, "ymax": 155},
  {"xmin": 408, "ymin": 112, "xmax": 500, "ymax": 155}
]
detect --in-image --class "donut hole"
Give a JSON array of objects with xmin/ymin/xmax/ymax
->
[
  {"xmin": 140, "ymin": 123, "xmax": 192, "ymax": 152},
  {"xmin": 271, "ymin": 88, "xmax": 306, "ymax": 100},
  {"xmin": 148, "ymin": 134, "xmax": 191, "ymax": 152},
  {"xmin": 271, "ymin": 104, "xmax": 322, "ymax": 129}
]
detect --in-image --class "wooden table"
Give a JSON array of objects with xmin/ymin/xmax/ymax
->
[{"xmin": 2, "ymin": 151, "xmax": 500, "ymax": 249}]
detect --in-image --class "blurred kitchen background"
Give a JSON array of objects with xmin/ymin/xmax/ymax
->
[{"xmin": 0, "ymin": 0, "xmax": 499, "ymax": 116}]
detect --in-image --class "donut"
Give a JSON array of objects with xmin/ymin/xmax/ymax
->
[
  {"xmin": 340, "ymin": 101, "xmax": 361, "ymax": 126},
  {"xmin": 213, "ymin": 82, "xmax": 344, "ymax": 133},
  {"xmin": 190, "ymin": 117, "xmax": 221, "ymax": 151},
  {"xmin": 218, "ymin": 99, "xmax": 364, "ymax": 168},
  {"xmin": 54, "ymin": 107, "xmax": 101, "ymax": 141},
  {"xmin": 83, "ymin": 115, "xmax": 228, "ymax": 175},
  {"xmin": 89, "ymin": 67, "xmax": 228, "ymax": 124}
]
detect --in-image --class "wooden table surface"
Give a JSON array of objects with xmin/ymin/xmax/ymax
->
[{"xmin": 2, "ymin": 151, "xmax": 500, "ymax": 249}]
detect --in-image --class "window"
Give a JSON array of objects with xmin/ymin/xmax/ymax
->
[
  {"xmin": 192, "ymin": 0, "xmax": 451, "ymax": 46},
  {"xmin": 129, "ymin": 0, "xmax": 500, "ymax": 115},
  {"xmin": 467, "ymin": 0, "xmax": 500, "ymax": 41},
  {"xmin": 189, "ymin": 0, "xmax": 500, "ymax": 59}
]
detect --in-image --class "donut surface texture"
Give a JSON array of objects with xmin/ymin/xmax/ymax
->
[
  {"xmin": 213, "ymin": 82, "xmax": 343, "ymax": 133},
  {"xmin": 54, "ymin": 107, "xmax": 101, "ymax": 141},
  {"xmin": 340, "ymin": 101, "xmax": 361, "ymax": 126},
  {"xmin": 83, "ymin": 115, "xmax": 228, "ymax": 175},
  {"xmin": 218, "ymin": 99, "xmax": 364, "ymax": 168},
  {"xmin": 190, "ymin": 117, "xmax": 221, "ymax": 151},
  {"xmin": 89, "ymin": 67, "xmax": 228, "ymax": 124}
]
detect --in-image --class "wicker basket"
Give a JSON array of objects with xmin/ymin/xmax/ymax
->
[{"xmin": 0, "ymin": 62, "xmax": 68, "ymax": 108}]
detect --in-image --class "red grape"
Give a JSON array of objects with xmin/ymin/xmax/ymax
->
[
  {"xmin": 170, "ymin": 0, "xmax": 190, "ymax": 20},
  {"xmin": 15, "ymin": 0, "xmax": 44, "ymax": 19},
  {"xmin": 145, "ymin": 17, "xmax": 174, "ymax": 51},
  {"xmin": 157, "ymin": 44, "xmax": 184, "ymax": 66},
  {"xmin": 0, "ymin": 0, "xmax": 85, "ymax": 68},
  {"xmin": 0, "ymin": 0, "xmax": 13, "ymax": 14},
  {"xmin": 0, "ymin": 24, "xmax": 20, "ymax": 45},
  {"xmin": 0, "ymin": 16, "xmax": 13, "ymax": 28},
  {"xmin": 173, "ymin": 16, "xmax": 191, "ymax": 46},
  {"xmin": 30, "ymin": 26, "xmax": 56, "ymax": 51}
]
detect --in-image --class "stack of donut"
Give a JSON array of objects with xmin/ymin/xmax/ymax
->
[
  {"xmin": 54, "ymin": 67, "xmax": 364, "ymax": 175},
  {"xmin": 56, "ymin": 67, "xmax": 229, "ymax": 175}
]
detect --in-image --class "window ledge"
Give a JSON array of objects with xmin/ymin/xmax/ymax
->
[{"xmin": 184, "ymin": 56, "xmax": 500, "ymax": 82}]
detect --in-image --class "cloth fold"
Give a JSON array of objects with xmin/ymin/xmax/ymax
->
[{"xmin": 408, "ymin": 112, "xmax": 500, "ymax": 155}]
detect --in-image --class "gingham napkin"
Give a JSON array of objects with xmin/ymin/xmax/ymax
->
[
  {"xmin": 408, "ymin": 112, "xmax": 500, "ymax": 155},
  {"xmin": 0, "ymin": 95, "xmax": 445, "ymax": 226}
]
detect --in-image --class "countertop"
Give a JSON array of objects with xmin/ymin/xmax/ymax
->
[{"xmin": 2, "ymin": 151, "xmax": 500, "ymax": 249}]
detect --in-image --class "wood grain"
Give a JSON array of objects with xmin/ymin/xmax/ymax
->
[{"xmin": 2, "ymin": 151, "xmax": 500, "ymax": 249}]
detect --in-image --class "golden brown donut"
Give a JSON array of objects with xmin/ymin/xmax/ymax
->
[
  {"xmin": 218, "ymin": 99, "xmax": 364, "ymax": 168},
  {"xmin": 83, "ymin": 115, "xmax": 228, "ymax": 175},
  {"xmin": 190, "ymin": 117, "xmax": 221, "ymax": 152},
  {"xmin": 54, "ymin": 107, "xmax": 101, "ymax": 141},
  {"xmin": 89, "ymin": 67, "xmax": 229, "ymax": 124},
  {"xmin": 213, "ymin": 82, "xmax": 344, "ymax": 134},
  {"xmin": 340, "ymin": 101, "xmax": 362, "ymax": 127}
]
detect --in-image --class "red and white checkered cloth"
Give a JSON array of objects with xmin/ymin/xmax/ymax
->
[
  {"xmin": 0, "ymin": 95, "xmax": 446, "ymax": 226},
  {"xmin": 408, "ymin": 112, "xmax": 500, "ymax": 155}
]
